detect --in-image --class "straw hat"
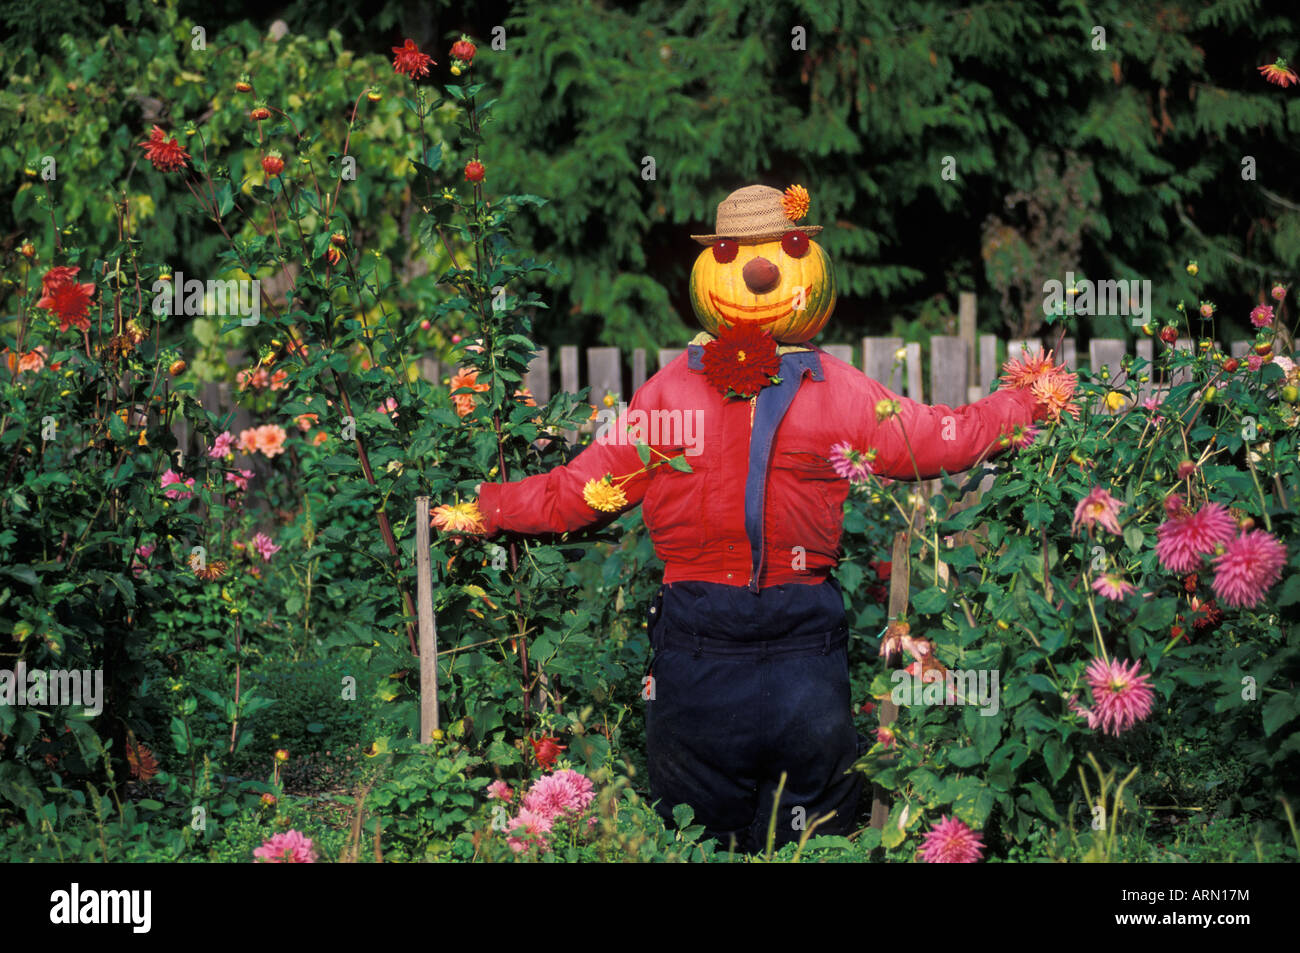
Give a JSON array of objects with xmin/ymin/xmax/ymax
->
[{"xmin": 691, "ymin": 184, "xmax": 823, "ymax": 245}]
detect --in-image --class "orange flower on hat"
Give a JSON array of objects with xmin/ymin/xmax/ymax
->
[{"xmin": 781, "ymin": 184, "xmax": 810, "ymax": 221}]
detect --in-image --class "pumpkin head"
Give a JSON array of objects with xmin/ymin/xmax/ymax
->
[
  {"xmin": 689, "ymin": 236, "xmax": 836, "ymax": 344},
  {"xmin": 688, "ymin": 184, "xmax": 836, "ymax": 344}
]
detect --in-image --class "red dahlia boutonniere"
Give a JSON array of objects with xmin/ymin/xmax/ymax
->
[{"xmin": 701, "ymin": 322, "xmax": 781, "ymax": 399}]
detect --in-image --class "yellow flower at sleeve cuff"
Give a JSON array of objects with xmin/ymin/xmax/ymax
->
[{"xmin": 583, "ymin": 476, "xmax": 628, "ymax": 513}]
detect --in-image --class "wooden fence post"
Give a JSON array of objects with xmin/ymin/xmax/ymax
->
[{"xmin": 414, "ymin": 497, "xmax": 439, "ymax": 743}]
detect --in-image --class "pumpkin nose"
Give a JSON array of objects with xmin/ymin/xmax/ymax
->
[{"xmin": 742, "ymin": 256, "xmax": 780, "ymax": 294}]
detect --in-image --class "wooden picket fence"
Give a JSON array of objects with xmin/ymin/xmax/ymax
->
[
  {"xmin": 182, "ymin": 291, "xmax": 1253, "ymax": 456},
  {"xmin": 419, "ymin": 296, "xmax": 1248, "ymax": 423}
]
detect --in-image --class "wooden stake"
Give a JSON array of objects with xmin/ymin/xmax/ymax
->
[
  {"xmin": 415, "ymin": 497, "xmax": 440, "ymax": 742},
  {"xmin": 871, "ymin": 525, "xmax": 914, "ymax": 829}
]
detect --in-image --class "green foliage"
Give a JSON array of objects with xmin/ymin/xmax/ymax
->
[
  {"xmin": 480, "ymin": 0, "xmax": 1300, "ymax": 352},
  {"xmin": 840, "ymin": 322, "xmax": 1300, "ymax": 858}
]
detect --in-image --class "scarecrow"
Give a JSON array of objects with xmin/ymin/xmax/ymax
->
[{"xmin": 453, "ymin": 184, "xmax": 1074, "ymax": 851}]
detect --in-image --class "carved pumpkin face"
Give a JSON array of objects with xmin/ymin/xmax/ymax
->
[{"xmin": 689, "ymin": 234, "xmax": 836, "ymax": 344}]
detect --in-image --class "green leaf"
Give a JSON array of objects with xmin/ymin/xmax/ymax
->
[
  {"xmin": 108, "ymin": 413, "xmax": 127, "ymax": 443},
  {"xmin": 667, "ymin": 454, "xmax": 692, "ymax": 473},
  {"xmin": 1134, "ymin": 597, "xmax": 1177, "ymax": 633},
  {"xmin": 1043, "ymin": 736, "xmax": 1071, "ymax": 783},
  {"xmin": 1262, "ymin": 693, "xmax": 1296, "ymax": 737},
  {"xmin": 1123, "ymin": 524, "xmax": 1145, "ymax": 554},
  {"xmin": 911, "ymin": 586, "xmax": 949, "ymax": 615},
  {"xmin": 1026, "ymin": 674, "xmax": 1057, "ymax": 695},
  {"xmin": 948, "ymin": 746, "xmax": 982, "ymax": 768},
  {"xmin": 949, "ymin": 779, "xmax": 995, "ymax": 828},
  {"xmin": 1276, "ymin": 574, "xmax": 1300, "ymax": 608},
  {"xmin": 1023, "ymin": 781, "xmax": 1060, "ymax": 822},
  {"xmin": 672, "ymin": 803, "xmax": 694, "ymax": 829},
  {"xmin": 635, "ymin": 441, "xmax": 650, "ymax": 466}
]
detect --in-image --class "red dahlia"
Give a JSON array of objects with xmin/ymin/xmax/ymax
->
[
  {"xmin": 262, "ymin": 152, "xmax": 284, "ymax": 176},
  {"xmin": 392, "ymin": 38, "xmax": 434, "ymax": 78},
  {"xmin": 1159, "ymin": 326, "xmax": 1178, "ymax": 344},
  {"xmin": 37, "ymin": 266, "xmax": 96, "ymax": 333},
  {"xmin": 450, "ymin": 39, "xmax": 476, "ymax": 63},
  {"xmin": 464, "ymin": 160, "xmax": 486, "ymax": 182},
  {"xmin": 700, "ymin": 321, "xmax": 781, "ymax": 398},
  {"xmin": 530, "ymin": 735, "xmax": 566, "ymax": 770},
  {"xmin": 137, "ymin": 125, "xmax": 191, "ymax": 173}
]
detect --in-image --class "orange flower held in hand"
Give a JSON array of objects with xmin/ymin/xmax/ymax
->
[{"xmin": 431, "ymin": 501, "xmax": 485, "ymax": 534}]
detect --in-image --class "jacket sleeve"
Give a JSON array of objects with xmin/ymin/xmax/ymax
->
[
  {"xmin": 859, "ymin": 376, "xmax": 1047, "ymax": 481},
  {"xmin": 476, "ymin": 391, "xmax": 657, "ymax": 536}
]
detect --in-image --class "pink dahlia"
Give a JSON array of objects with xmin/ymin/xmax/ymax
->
[
  {"xmin": 209, "ymin": 430, "xmax": 235, "ymax": 458},
  {"xmin": 1211, "ymin": 529, "xmax": 1288, "ymax": 609},
  {"xmin": 521, "ymin": 768, "xmax": 596, "ymax": 821},
  {"xmin": 1155, "ymin": 501, "xmax": 1236, "ymax": 573},
  {"xmin": 1079, "ymin": 657, "xmax": 1156, "ymax": 736},
  {"xmin": 131, "ymin": 542, "xmax": 156, "ymax": 578},
  {"xmin": 226, "ymin": 468, "xmax": 254, "ymax": 492},
  {"xmin": 829, "ymin": 442, "xmax": 875, "ymax": 484},
  {"xmin": 253, "ymin": 829, "xmax": 318, "ymax": 863},
  {"xmin": 253, "ymin": 532, "xmax": 281, "ymax": 562},
  {"xmin": 876, "ymin": 725, "xmax": 896, "ymax": 749},
  {"xmin": 919, "ymin": 815, "xmax": 984, "ymax": 863},
  {"xmin": 1007, "ymin": 422, "xmax": 1038, "ymax": 450},
  {"xmin": 505, "ymin": 808, "xmax": 554, "ymax": 853},
  {"xmin": 1141, "ymin": 396, "xmax": 1166, "ymax": 426},
  {"xmin": 1071, "ymin": 486, "xmax": 1125, "ymax": 536},
  {"xmin": 1250, "ymin": 304, "xmax": 1274, "ymax": 328},
  {"xmin": 1091, "ymin": 573, "xmax": 1136, "ymax": 601},
  {"xmin": 160, "ymin": 469, "xmax": 195, "ymax": 500},
  {"xmin": 486, "ymin": 780, "xmax": 513, "ymax": 802},
  {"xmin": 1247, "ymin": 354, "xmax": 1267, "ymax": 372}
]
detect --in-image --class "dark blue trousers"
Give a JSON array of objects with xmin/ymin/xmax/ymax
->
[{"xmin": 644, "ymin": 579, "xmax": 864, "ymax": 853}]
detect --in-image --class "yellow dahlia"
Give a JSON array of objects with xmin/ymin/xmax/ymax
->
[
  {"xmin": 583, "ymin": 476, "xmax": 628, "ymax": 513},
  {"xmin": 781, "ymin": 184, "xmax": 811, "ymax": 222}
]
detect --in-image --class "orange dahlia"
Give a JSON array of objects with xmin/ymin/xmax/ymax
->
[
  {"xmin": 1258, "ymin": 58, "xmax": 1298, "ymax": 88},
  {"xmin": 431, "ymin": 501, "xmax": 485, "ymax": 534},
  {"xmin": 781, "ymin": 184, "xmax": 811, "ymax": 221},
  {"xmin": 126, "ymin": 738, "xmax": 160, "ymax": 781}
]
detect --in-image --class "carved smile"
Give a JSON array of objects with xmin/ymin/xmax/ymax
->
[{"xmin": 707, "ymin": 291, "xmax": 793, "ymax": 325}]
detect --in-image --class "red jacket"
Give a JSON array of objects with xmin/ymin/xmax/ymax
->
[{"xmin": 478, "ymin": 345, "xmax": 1045, "ymax": 590}]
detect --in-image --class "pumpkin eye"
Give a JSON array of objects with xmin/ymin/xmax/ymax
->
[
  {"xmin": 781, "ymin": 230, "xmax": 809, "ymax": 258},
  {"xmin": 712, "ymin": 240, "xmax": 738, "ymax": 264}
]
